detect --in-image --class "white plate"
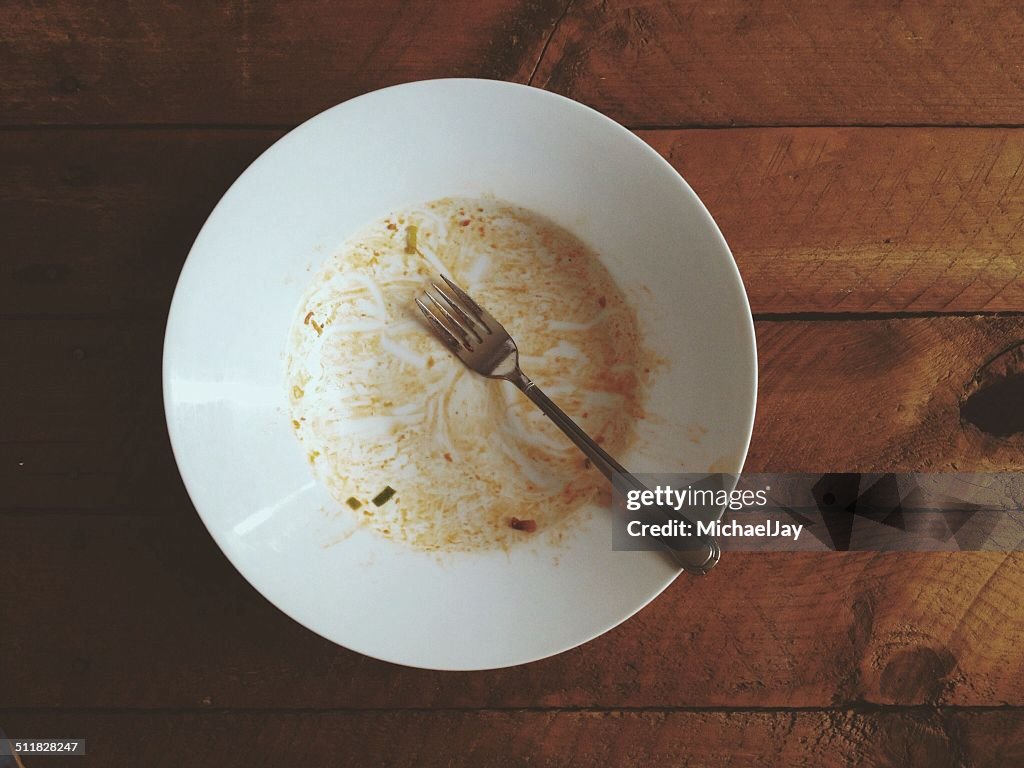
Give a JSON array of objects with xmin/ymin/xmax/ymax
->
[{"xmin": 163, "ymin": 79, "xmax": 756, "ymax": 670}]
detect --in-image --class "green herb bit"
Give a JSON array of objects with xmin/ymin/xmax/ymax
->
[
  {"xmin": 404, "ymin": 225, "xmax": 418, "ymax": 254},
  {"xmin": 345, "ymin": 497, "xmax": 362, "ymax": 510},
  {"xmin": 372, "ymin": 486, "xmax": 397, "ymax": 507}
]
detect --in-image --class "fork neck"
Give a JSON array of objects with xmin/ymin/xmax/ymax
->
[{"xmin": 505, "ymin": 369, "xmax": 629, "ymax": 482}]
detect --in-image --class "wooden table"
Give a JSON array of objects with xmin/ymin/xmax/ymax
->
[{"xmin": 3, "ymin": 2, "xmax": 1023, "ymax": 765}]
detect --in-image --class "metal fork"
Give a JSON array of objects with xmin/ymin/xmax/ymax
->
[{"xmin": 415, "ymin": 275, "xmax": 720, "ymax": 575}]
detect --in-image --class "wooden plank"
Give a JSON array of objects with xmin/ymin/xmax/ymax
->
[
  {"xmin": 3, "ymin": 314, "xmax": 1023, "ymax": 513},
  {"xmin": 641, "ymin": 128, "xmax": 1024, "ymax": 314},
  {"xmin": 958, "ymin": 712, "xmax": 1024, "ymax": 767},
  {"xmin": 0, "ymin": 0, "xmax": 562, "ymax": 126},
  {"xmin": 1, "ymin": 511, "xmax": 1021, "ymax": 709},
  {"xmin": 0, "ymin": 316, "xmax": 187, "ymax": 513},
  {"xmin": 747, "ymin": 317, "xmax": 1024, "ymax": 474},
  {"xmin": 0, "ymin": 130, "xmax": 279, "ymax": 318},
  {"xmin": 0, "ymin": 710, "xmax": 1022, "ymax": 767},
  {"xmin": 6, "ymin": 2, "xmax": 1024, "ymax": 128},
  {"xmin": 4, "ymin": 128, "xmax": 1024, "ymax": 317},
  {"xmin": 536, "ymin": 0, "xmax": 1024, "ymax": 127}
]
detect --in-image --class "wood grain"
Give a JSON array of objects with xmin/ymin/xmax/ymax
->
[
  {"xmin": 642, "ymin": 128, "xmax": 1024, "ymax": 314},
  {"xmin": 3, "ymin": 128, "xmax": 1024, "ymax": 317},
  {"xmin": 4, "ymin": 314, "xmax": 1022, "ymax": 512},
  {"xmin": 747, "ymin": 317, "xmax": 1024, "ymax": 474},
  {"xmin": 535, "ymin": 0, "xmax": 1024, "ymax": 127},
  {"xmin": 1, "ymin": 509, "xmax": 1021, "ymax": 709},
  {"xmin": 7, "ymin": 2, "xmax": 1024, "ymax": 128},
  {"xmin": 0, "ymin": 316, "xmax": 184, "ymax": 514},
  {"xmin": 0, "ymin": 0, "xmax": 563, "ymax": 126},
  {"xmin": 5, "ymin": 0, "xmax": 1024, "ymax": 762},
  {"xmin": 0, "ymin": 130, "xmax": 274, "ymax": 318},
  {"xmin": 1, "ymin": 710, "xmax": 1021, "ymax": 767}
]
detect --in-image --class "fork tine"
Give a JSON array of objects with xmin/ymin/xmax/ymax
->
[
  {"xmin": 439, "ymin": 274, "xmax": 484, "ymax": 316},
  {"xmin": 424, "ymin": 291, "xmax": 475, "ymax": 349},
  {"xmin": 415, "ymin": 297, "xmax": 460, "ymax": 351},
  {"xmin": 430, "ymin": 282, "xmax": 484, "ymax": 342},
  {"xmin": 437, "ymin": 274, "xmax": 495, "ymax": 333},
  {"xmin": 416, "ymin": 275, "xmax": 521, "ymax": 381}
]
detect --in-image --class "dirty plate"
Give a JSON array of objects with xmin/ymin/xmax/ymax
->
[{"xmin": 162, "ymin": 79, "xmax": 756, "ymax": 670}]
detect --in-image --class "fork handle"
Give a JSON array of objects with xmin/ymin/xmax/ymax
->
[{"xmin": 509, "ymin": 371, "xmax": 721, "ymax": 575}]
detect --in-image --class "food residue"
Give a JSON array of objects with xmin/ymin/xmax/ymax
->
[
  {"xmin": 372, "ymin": 486, "xmax": 397, "ymax": 507},
  {"xmin": 285, "ymin": 197, "xmax": 653, "ymax": 552}
]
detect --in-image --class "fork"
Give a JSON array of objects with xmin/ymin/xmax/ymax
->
[{"xmin": 415, "ymin": 275, "xmax": 721, "ymax": 575}]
